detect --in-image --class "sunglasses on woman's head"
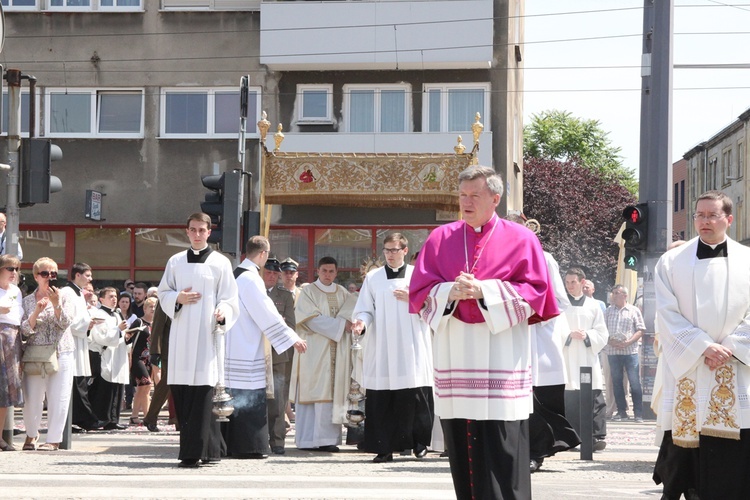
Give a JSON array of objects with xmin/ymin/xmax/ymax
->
[{"xmin": 38, "ymin": 270, "xmax": 58, "ymax": 279}]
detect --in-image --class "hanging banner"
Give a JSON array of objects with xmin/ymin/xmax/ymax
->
[{"xmin": 263, "ymin": 152, "xmax": 473, "ymax": 211}]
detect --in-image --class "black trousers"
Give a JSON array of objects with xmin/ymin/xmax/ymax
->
[
  {"xmin": 442, "ymin": 418, "xmax": 531, "ymax": 500},
  {"xmin": 71, "ymin": 376, "xmax": 99, "ymax": 428},
  {"xmin": 92, "ymin": 378, "xmax": 123, "ymax": 425},
  {"xmin": 171, "ymin": 384, "xmax": 225, "ymax": 461},
  {"xmin": 654, "ymin": 430, "xmax": 750, "ymax": 500},
  {"xmin": 564, "ymin": 388, "xmax": 607, "ymax": 441},
  {"xmin": 223, "ymin": 387, "xmax": 269, "ymax": 456},
  {"xmin": 530, "ymin": 385, "xmax": 580, "ymax": 460},
  {"xmin": 363, "ymin": 387, "xmax": 434, "ymax": 455}
]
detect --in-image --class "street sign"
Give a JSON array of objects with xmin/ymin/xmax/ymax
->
[{"xmin": 85, "ymin": 189, "xmax": 103, "ymax": 221}]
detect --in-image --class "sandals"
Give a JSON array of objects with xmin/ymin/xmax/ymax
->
[
  {"xmin": 37, "ymin": 442, "xmax": 60, "ymax": 451},
  {"xmin": 23, "ymin": 439, "xmax": 37, "ymax": 451}
]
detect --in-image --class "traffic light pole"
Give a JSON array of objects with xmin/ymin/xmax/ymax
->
[
  {"xmin": 637, "ymin": 0, "xmax": 673, "ymax": 420},
  {"xmin": 4, "ymin": 68, "xmax": 22, "ymax": 257}
]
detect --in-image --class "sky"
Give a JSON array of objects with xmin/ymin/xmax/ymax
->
[{"xmin": 523, "ymin": 0, "xmax": 750, "ymax": 178}]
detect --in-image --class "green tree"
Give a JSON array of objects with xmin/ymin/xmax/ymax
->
[{"xmin": 524, "ymin": 110, "xmax": 637, "ymax": 194}]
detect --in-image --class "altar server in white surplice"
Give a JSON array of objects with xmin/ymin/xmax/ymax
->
[
  {"xmin": 653, "ymin": 191, "xmax": 750, "ymax": 500},
  {"xmin": 223, "ymin": 235, "xmax": 306, "ymax": 459},
  {"xmin": 158, "ymin": 212, "xmax": 239, "ymax": 469},
  {"xmin": 562, "ymin": 267, "xmax": 609, "ymax": 451},
  {"xmin": 290, "ymin": 256, "xmax": 353, "ymax": 452},
  {"xmin": 352, "ymin": 232, "xmax": 434, "ymax": 463}
]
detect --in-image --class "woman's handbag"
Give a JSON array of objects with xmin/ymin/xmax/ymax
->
[{"xmin": 22, "ymin": 344, "xmax": 59, "ymax": 378}]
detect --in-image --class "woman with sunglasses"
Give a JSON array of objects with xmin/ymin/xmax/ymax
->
[
  {"xmin": 0, "ymin": 256, "xmax": 23, "ymax": 451},
  {"xmin": 20, "ymin": 257, "xmax": 74, "ymax": 451}
]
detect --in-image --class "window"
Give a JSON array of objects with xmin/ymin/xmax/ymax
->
[
  {"xmin": 343, "ymin": 84, "xmax": 409, "ymax": 133},
  {"xmin": 161, "ymin": 87, "xmax": 260, "ymax": 138},
  {"xmin": 47, "ymin": 0, "xmax": 142, "ymax": 10},
  {"xmin": 297, "ymin": 84, "xmax": 333, "ymax": 123},
  {"xmin": 680, "ymin": 180, "xmax": 685, "ymax": 210},
  {"xmin": 46, "ymin": 88, "xmax": 144, "ymax": 138},
  {"xmin": 674, "ymin": 183, "xmax": 679, "ymax": 213},
  {"xmin": 739, "ymin": 142, "xmax": 745, "ymax": 179},
  {"xmin": 161, "ymin": 0, "xmax": 259, "ymax": 11},
  {"xmin": 1, "ymin": 0, "xmax": 37, "ymax": 9},
  {"xmin": 424, "ymin": 83, "xmax": 490, "ymax": 133},
  {"xmin": 722, "ymin": 148, "xmax": 732, "ymax": 185},
  {"xmin": 2, "ymin": 91, "xmax": 32, "ymax": 136}
]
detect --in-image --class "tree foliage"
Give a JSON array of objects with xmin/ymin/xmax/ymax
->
[
  {"xmin": 524, "ymin": 110, "xmax": 637, "ymax": 194},
  {"xmin": 523, "ymin": 157, "xmax": 636, "ymax": 294}
]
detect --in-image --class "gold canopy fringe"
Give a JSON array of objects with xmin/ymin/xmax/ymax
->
[{"xmin": 263, "ymin": 152, "xmax": 474, "ymax": 211}]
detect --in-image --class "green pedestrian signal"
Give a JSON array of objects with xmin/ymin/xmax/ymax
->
[{"xmin": 624, "ymin": 252, "xmax": 639, "ymax": 271}]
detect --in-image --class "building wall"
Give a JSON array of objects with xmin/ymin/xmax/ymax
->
[
  {"xmin": 671, "ymin": 159, "xmax": 688, "ymax": 241},
  {"xmin": 683, "ymin": 114, "xmax": 748, "ymax": 244},
  {"xmin": 1, "ymin": 9, "xmax": 262, "ymax": 225}
]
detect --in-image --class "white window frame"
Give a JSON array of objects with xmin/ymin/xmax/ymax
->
[
  {"xmin": 297, "ymin": 84, "xmax": 333, "ymax": 124},
  {"xmin": 1, "ymin": 1, "xmax": 39, "ymax": 11},
  {"xmin": 160, "ymin": 0, "xmax": 259, "ymax": 11},
  {"xmin": 39, "ymin": 0, "xmax": 143, "ymax": 11},
  {"xmin": 160, "ymin": 87, "xmax": 261, "ymax": 139},
  {"xmin": 422, "ymin": 82, "xmax": 490, "ymax": 133},
  {"xmin": 342, "ymin": 83, "xmax": 410, "ymax": 134},
  {"xmin": 45, "ymin": 88, "xmax": 145, "ymax": 138},
  {"xmin": 2, "ymin": 89, "xmax": 35, "ymax": 137}
]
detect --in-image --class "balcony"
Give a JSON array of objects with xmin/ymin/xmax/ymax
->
[{"xmin": 260, "ymin": 0, "xmax": 493, "ymax": 71}]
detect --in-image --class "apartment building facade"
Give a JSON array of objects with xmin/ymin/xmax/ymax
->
[{"xmin": 0, "ymin": 0, "xmax": 523, "ymax": 286}]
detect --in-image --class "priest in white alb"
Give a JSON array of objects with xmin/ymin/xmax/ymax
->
[
  {"xmin": 653, "ymin": 190, "xmax": 750, "ymax": 500},
  {"xmin": 352, "ymin": 232, "xmax": 434, "ymax": 463},
  {"xmin": 290, "ymin": 256, "xmax": 354, "ymax": 452},
  {"xmin": 223, "ymin": 235, "xmax": 306, "ymax": 459},
  {"xmin": 410, "ymin": 166, "xmax": 558, "ymax": 500},
  {"xmin": 158, "ymin": 212, "xmax": 239, "ymax": 469}
]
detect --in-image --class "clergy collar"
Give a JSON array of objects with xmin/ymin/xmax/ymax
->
[
  {"xmin": 190, "ymin": 245, "xmax": 210, "ymax": 255},
  {"xmin": 467, "ymin": 214, "xmax": 498, "ymax": 234},
  {"xmin": 568, "ymin": 294, "xmax": 586, "ymax": 307},
  {"xmin": 386, "ymin": 262, "xmax": 405, "ymax": 273},
  {"xmin": 67, "ymin": 281, "xmax": 82, "ymax": 296},
  {"xmin": 314, "ymin": 279, "xmax": 338, "ymax": 293},
  {"xmin": 697, "ymin": 238, "xmax": 728, "ymax": 260},
  {"xmin": 100, "ymin": 305, "xmax": 115, "ymax": 316}
]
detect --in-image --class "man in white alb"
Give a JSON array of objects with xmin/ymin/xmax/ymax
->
[
  {"xmin": 352, "ymin": 232, "xmax": 433, "ymax": 463},
  {"xmin": 653, "ymin": 190, "xmax": 750, "ymax": 500}
]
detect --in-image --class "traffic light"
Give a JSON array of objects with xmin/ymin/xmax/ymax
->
[
  {"xmin": 622, "ymin": 203, "xmax": 648, "ymax": 271},
  {"xmin": 200, "ymin": 171, "xmax": 241, "ymax": 253},
  {"xmin": 19, "ymin": 138, "xmax": 63, "ymax": 206}
]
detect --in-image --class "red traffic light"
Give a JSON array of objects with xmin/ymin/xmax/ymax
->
[{"xmin": 623, "ymin": 205, "xmax": 645, "ymax": 224}]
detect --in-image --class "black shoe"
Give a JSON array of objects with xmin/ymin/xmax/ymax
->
[
  {"xmin": 414, "ymin": 444, "xmax": 427, "ymax": 459},
  {"xmin": 593, "ymin": 439, "xmax": 607, "ymax": 452},
  {"xmin": 71, "ymin": 426, "xmax": 87, "ymax": 434},
  {"xmin": 439, "ymin": 450, "xmax": 449, "ymax": 458},
  {"xmin": 178, "ymin": 459, "xmax": 200, "ymax": 468},
  {"xmin": 103, "ymin": 422, "xmax": 126, "ymax": 430},
  {"xmin": 317, "ymin": 445, "xmax": 340, "ymax": 452},
  {"xmin": 145, "ymin": 422, "xmax": 160, "ymax": 432},
  {"xmin": 373, "ymin": 453, "xmax": 393, "ymax": 463},
  {"xmin": 234, "ymin": 453, "xmax": 268, "ymax": 459},
  {"xmin": 81, "ymin": 420, "xmax": 107, "ymax": 431},
  {"xmin": 530, "ymin": 458, "xmax": 543, "ymax": 473},
  {"xmin": 271, "ymin": 446, "xmax": 285, "ymax": 455}
]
